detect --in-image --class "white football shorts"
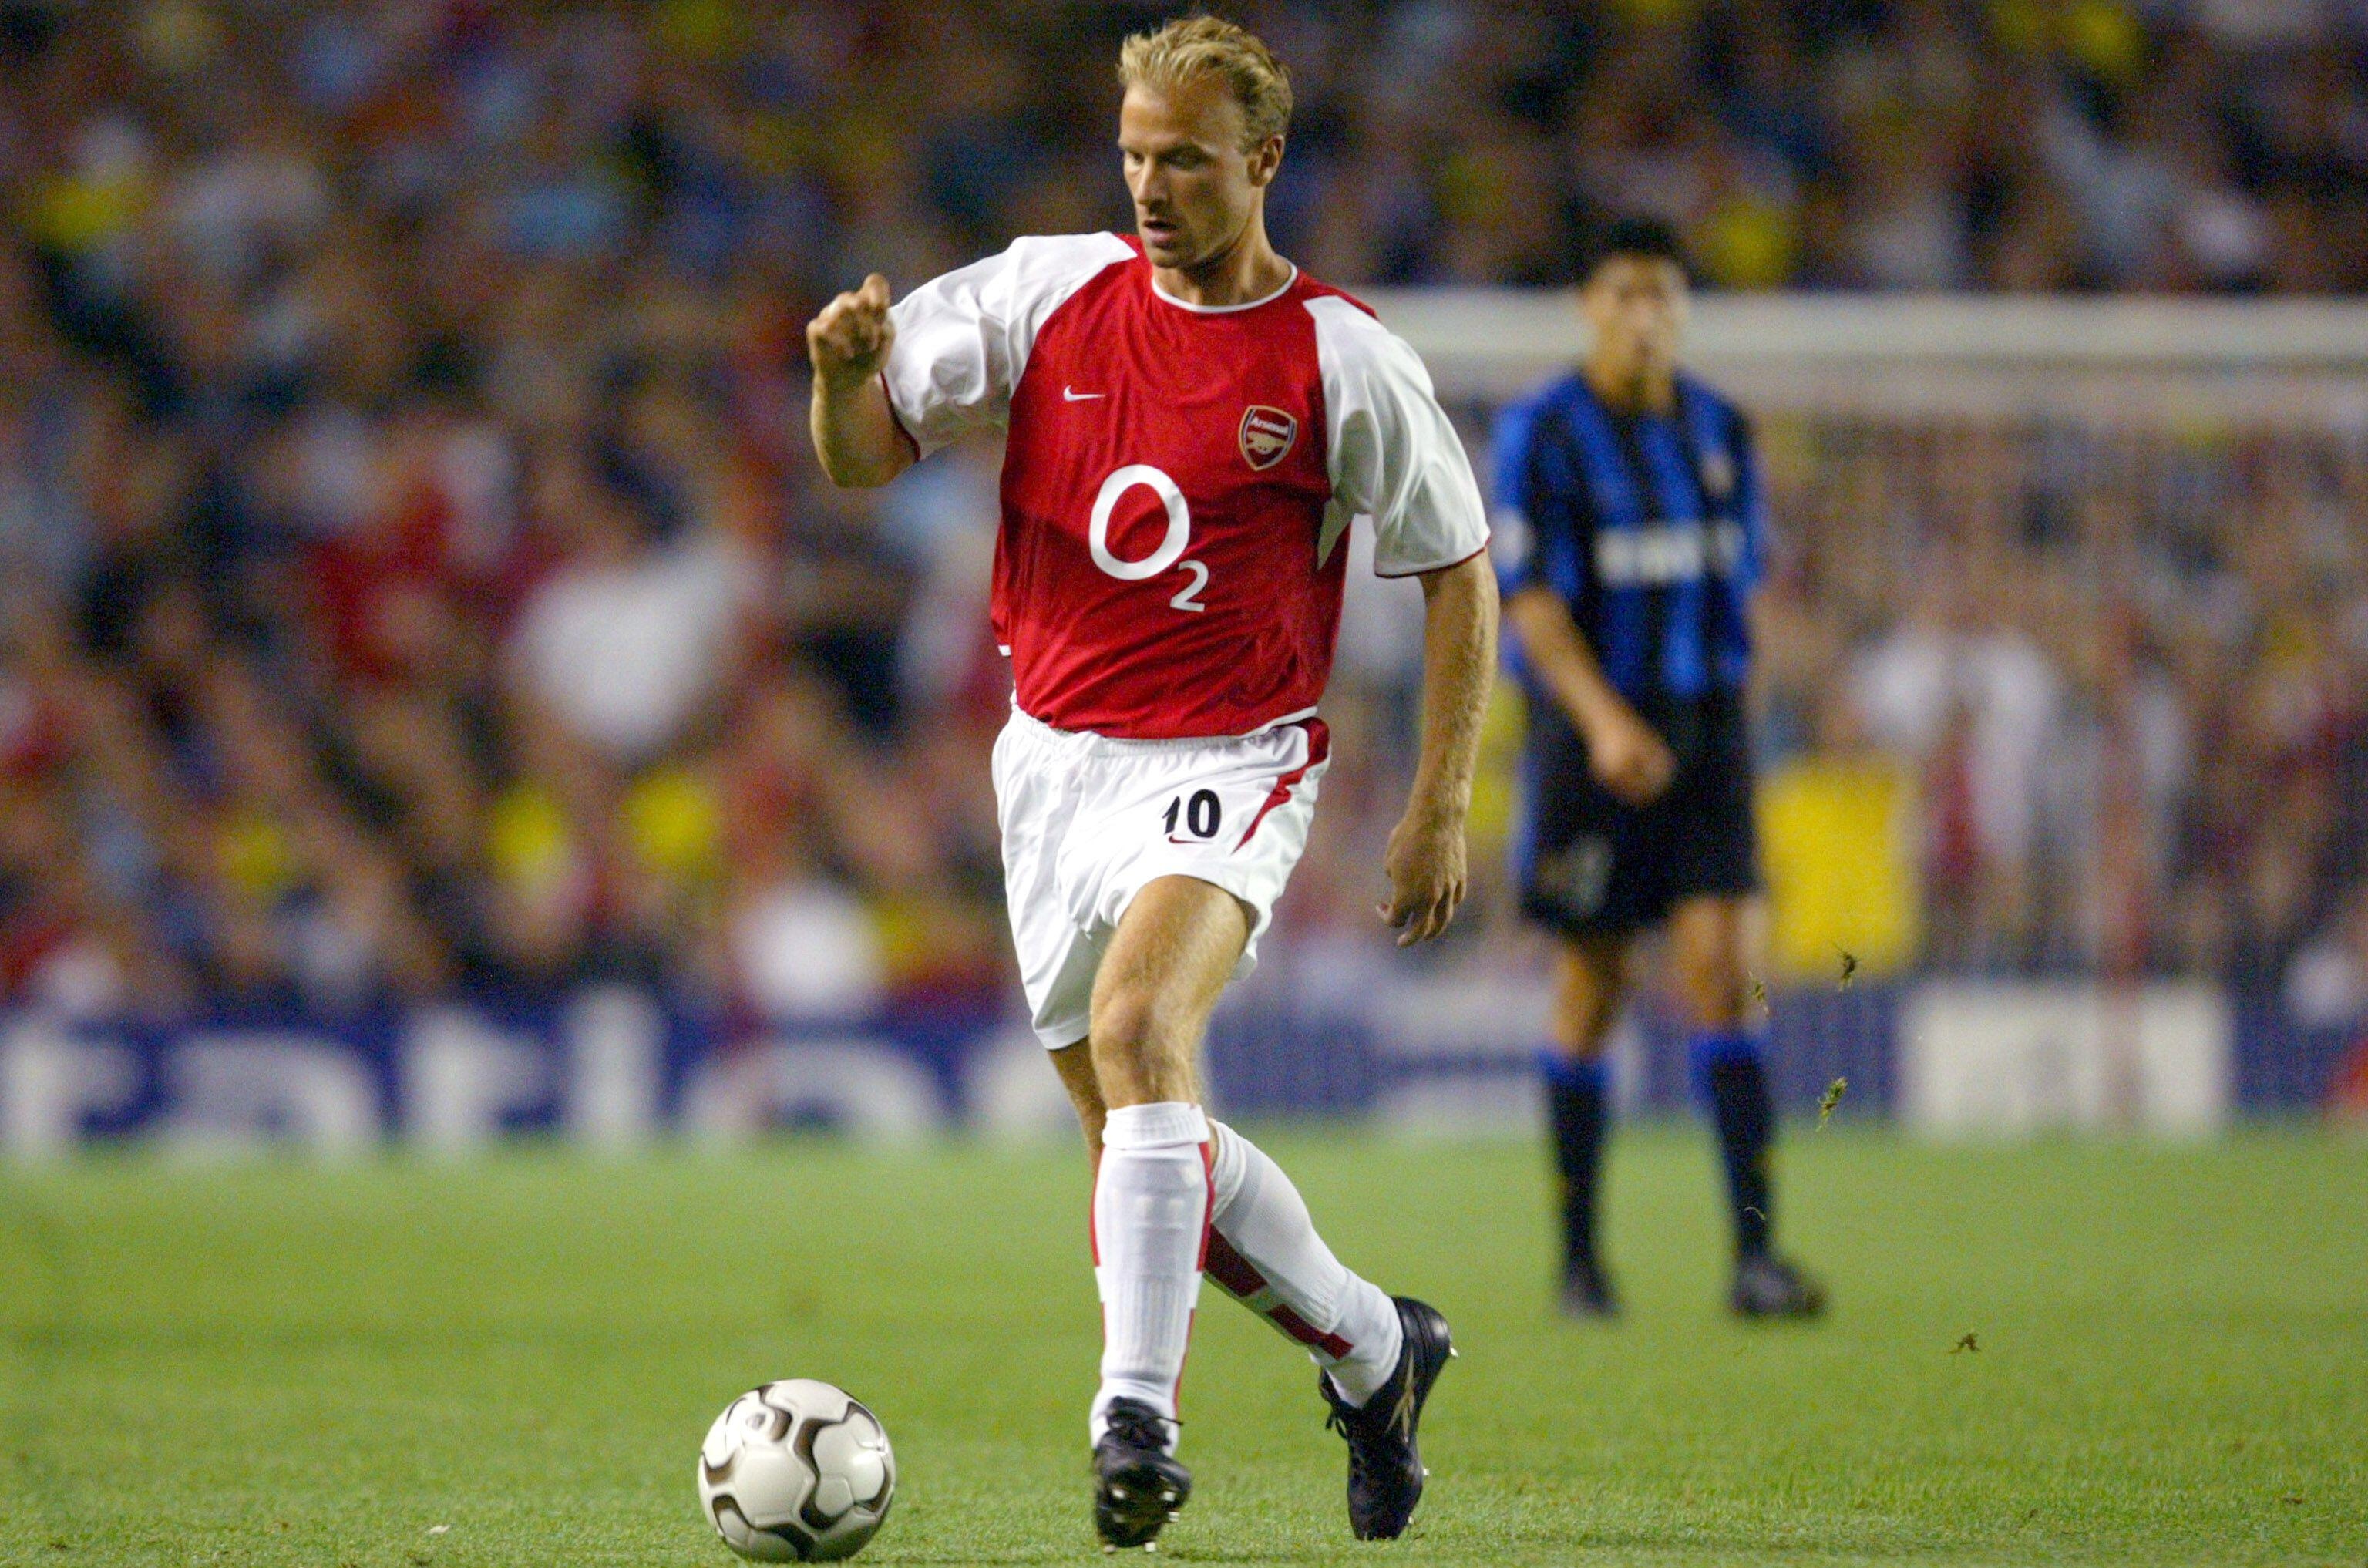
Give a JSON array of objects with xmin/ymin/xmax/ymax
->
[{"xmin": 992, "ymin": 706, "xmax": 1331, "ymax": 1050}]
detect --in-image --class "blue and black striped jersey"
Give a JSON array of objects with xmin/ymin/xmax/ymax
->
[{"xmin": 1491, "ymin": 370, "xmax": 1768, "ymax": 705}]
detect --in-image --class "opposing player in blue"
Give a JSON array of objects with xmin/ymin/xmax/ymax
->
[{"xmin": 1493, "ymin": 218, "xmax": 1825, "ymax": 1320}]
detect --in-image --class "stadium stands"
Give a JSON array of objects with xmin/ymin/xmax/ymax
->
[{"xmin": 1, "ymin": 1, "xmax": 2363, "ymax": 1032}]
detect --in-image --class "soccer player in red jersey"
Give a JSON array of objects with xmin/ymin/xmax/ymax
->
[{"xmin": 804, "ymin": 17, "xmax": 1497, "ymax": 1551}]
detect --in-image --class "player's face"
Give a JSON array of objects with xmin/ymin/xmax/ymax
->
[
  {"xmin": 1118, "ymin": 79, "xmax": 1283, "ymax": 273},
  {"xmin": 1582, "ymin": 257, "xmax": 1688, "ymax": 379}
]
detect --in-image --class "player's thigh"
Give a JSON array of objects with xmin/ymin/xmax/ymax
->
[
  {"xmin": 1550, "ymin": 934, "xmax": 1631, "ymax": 1059},
  {"xmin": 1661, "ymin": 700, "xmax": 1760, "ymax": 909},
  {"xmin": 1522, "ymin": 809, "xmax": 1668, "ymax": 940},
  {"xmin": 1660, "ymin": 716, "xmax": 1760, "ymax": 1027},
  {"xmin": 992, "ymin": 714, "xmax": 1110, "ymax": 1049},
  {"xmin": 1667, "ymin": 894, "xmax": 1755, "ymax": 1028},
  {"xmin": 1518, "ymin": 722, "xmax": 1667, "ymax": 936},
  {"xmin": 1088, "ymin": 874, "xmax": 1252, "ymax": 1107}
]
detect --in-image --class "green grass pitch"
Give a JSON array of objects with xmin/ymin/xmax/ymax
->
[{"xmin": 3, "ymin": 1126, "xmax": 2363, "ymax": 1566}]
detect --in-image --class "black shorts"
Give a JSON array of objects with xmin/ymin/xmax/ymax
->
[{"xmin": 1514, "ymin": 691, "xmax": 1761, "ymax": 938}]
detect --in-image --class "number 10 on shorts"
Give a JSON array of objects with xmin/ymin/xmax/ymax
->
[{"xmin": 1163, "ymin": 789, "xmax": 1223, "ymax": 842}]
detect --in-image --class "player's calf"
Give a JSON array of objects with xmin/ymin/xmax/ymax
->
[
  {"xmin": 1540, "ymin": 1047, "xmax": 1615, "ymax": 1316},
  {"xmin": 1202, "ymin": 1120, "xmax": 1405, "ymax": 1399},
  {"xmin": 1090, "ymin": 1102, "xmax": 1212, "ymax": 1438}
]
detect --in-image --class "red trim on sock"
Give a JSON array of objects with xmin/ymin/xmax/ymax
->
[
  {"xmin": 1093, "ymin": 1169, "xmax": 1106, "ymax": 1418},
  {"xmin": 1202, "ymin": 1230, "xmax": 1266, "ymax": 1298},
  {"xmin": 1173, "ymin": 1144, "xmax": 1216, "ymax": 1418},
  {"xmin": 1206, "ymin": 1203, "xmax": 1354, "ymax": 1360},
  {"xmin": 1269, "ymin": 1304, "xmax": 1355, "ymax": 1361},
  {"xmin": 1196, "ymin": 1141, "xmax": 1216, "ymax": 1271},
  {"xmin": 1172, "ymin": 1307, "xmax": 1197, "ymax": 1413},
  {"xmin": 1234, "ymin": 719, "xmax": 1330, "ymax": 849}
]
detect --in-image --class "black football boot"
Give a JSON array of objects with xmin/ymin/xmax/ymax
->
[
  {"xmin": 1092, "ymin": 1398, "xmax": 1190, "ymax": 1552},
  {"xmin": 1731, "ymin": 1253, "xmax": 1828, "ymax": 1319},
  {"xmin": 1559, "ymin": 1256, "xmax": 1620, "ymax": 1319},
  {"xmin": 1320, "ymin": 1296, "xmax": 1455, "ymax": 1540}
]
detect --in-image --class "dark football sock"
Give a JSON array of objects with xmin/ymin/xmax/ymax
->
[
  {"xmin": 1690, "ymin": 1030, "xmax": 1773, "ymax": 1262},
  {"xmin": 1539, "ymin": 1052, "xmax": 1608, "ymax": 1275}
]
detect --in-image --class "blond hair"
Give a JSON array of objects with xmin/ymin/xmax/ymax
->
[{"xmin": 1116, "ymin": 16, "xmax": 1293, "ymax": 149}]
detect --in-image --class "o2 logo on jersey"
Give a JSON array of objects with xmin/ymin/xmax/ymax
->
[
  {"xmin": 1238, "ymin": 405, "xmax": 1297, "ymax": 471},
  {"xmin": 1089, "ymin": 464, "xmax": 1208, "ymax": 613}
]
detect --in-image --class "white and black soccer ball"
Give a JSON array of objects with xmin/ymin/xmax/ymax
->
[{"xmin": 698, "ymin": 1381, "xmax": 895, "ymax": 1562}]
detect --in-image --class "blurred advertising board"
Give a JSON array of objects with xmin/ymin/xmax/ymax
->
[
  {"xmin": 1900, "ymin": 984, "xmax": 2231, "ymax": 1136},
  {"xmin": 0, "ymin": 980, "xmax": 2350, "ymax": 1157}
]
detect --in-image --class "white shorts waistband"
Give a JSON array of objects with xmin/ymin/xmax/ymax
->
[{"xmin": 1005, "ymin": 704, "xmax": 1320, "ymax": 757}]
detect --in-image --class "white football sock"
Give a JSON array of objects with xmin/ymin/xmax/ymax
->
[
  {"xmin": 1204, "ymin": 1119, "xmax": 1404, "ymax": 1408},
  {"xmin": 1089, "ymin": 1101, "xmax": 1212, "ymax": 1452}
]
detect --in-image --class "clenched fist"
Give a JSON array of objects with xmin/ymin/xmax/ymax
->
[{"xmin": 806, "ymin": 273, "xmax": 896, "ymax": 390}]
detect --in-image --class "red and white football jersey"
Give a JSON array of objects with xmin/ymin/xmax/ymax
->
[{"xmin": 880, "ymin": 234, "xmax": 1488, "ymax": 740}]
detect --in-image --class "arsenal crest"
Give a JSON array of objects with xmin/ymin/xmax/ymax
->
[{"xmin": 1239, "ymin": 405, "xmax": 1297, "ymax": 471}]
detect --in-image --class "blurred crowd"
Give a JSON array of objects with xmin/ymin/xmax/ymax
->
[
  {"xmin": 1749, "ymin": 417, "xmax": 2368, "ymax": 1018},
  {"xmin": 8, "ymin": 1, "xmax": 2368, "ymax": 302},
  {"xmin": 2, "ymin": 0, "xmax": 2366, "ymax": 1025}
]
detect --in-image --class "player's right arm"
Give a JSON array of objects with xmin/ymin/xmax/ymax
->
[
  {"xmin": 1491, "ymin": 398, "xmax": 1675, "ymax": 807},
  {"xmin": 1313, "ymin": 298, "xmax": 1498, "ymax": 946},
  {"xmin": 1503, "ymin": 587, "xmax": 1673, "ymax": 806},
  {"xmin": 808, "ymin": 236, "xmax": 1132, "ymax": 487},
  {"xmin": 806, "ymin": 274, "xmax": 916, "ymax": 488}
]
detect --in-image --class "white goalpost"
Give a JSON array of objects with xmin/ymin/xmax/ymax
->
[{"xmin": 1369, "ymin": 291, "xmax": 2368, "ymax": 426}]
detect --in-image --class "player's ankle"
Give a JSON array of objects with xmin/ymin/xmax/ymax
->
[{"xmin": 1092, "ymin": 1387, "xmax": 1179, "ymax": 1451}]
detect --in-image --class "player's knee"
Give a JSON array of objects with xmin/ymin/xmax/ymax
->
[
  {"xmin": 1089, "ymin": 989, "xmax": 1155, "ymax": 1058},
  {"xmin": 1673, "ymin": 958, "xmax": 1747, "ymax": 1029},
  {"xmin": 1550, "ymin": 1037, "xmax": 1612, "ymax": 1069},
  {"xmin": 1552, "ymin": 945, "xmax": 1626, "ymax": 1055},
  {"xmin": 1549, "ymin": 994, "xmax": 1617, "ymax": 1058},
  {"xmin": 1087, "ymin": 987, "xmax": 1194, "ymax": 1074}
]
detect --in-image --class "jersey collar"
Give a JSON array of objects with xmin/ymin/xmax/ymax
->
[{"xmin": 1145, "ymin": 261, "xmax": 1300, "ymax": 315}]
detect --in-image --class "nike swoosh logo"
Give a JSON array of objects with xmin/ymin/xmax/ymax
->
[{"xmin": 1063, "ymin": 387, "xmax": 1105, "ymax": 402}]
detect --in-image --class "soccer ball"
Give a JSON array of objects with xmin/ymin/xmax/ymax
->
[{"xmin": 698, "ymin": 1381, "xmax": 896, "ymax": 1561}]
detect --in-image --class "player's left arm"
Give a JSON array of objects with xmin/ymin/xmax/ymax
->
[
  {"xmin": 1310, "ymin": 301, "xmax": 1500, "ymax": 946},
  {"xmin": 1381, "ymin": 553, "xmax": 1499, "ymax": 946}
]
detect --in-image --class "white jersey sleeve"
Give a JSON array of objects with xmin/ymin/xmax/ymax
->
[
  {"xmin": 880, "ymin": 232, "xmax": 1135, "ymax": 459},
  {"xmin": 1307, "ymin": 296, "xmax": 1492, "ymax": 577}
]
